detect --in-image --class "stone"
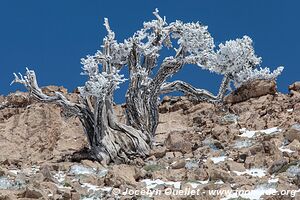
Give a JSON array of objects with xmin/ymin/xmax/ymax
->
[
  {"xmin": 225, "ymin": 161, "xmax": 246, "ymax": 172},
  {"xmin": 23, "ymin": 186, "xmax": 44, "ymax": 198},
  {"xmin": 0, "ymin": 167, "xmax": 6, "ymax": 176},
  {"xmin": 6, "ymin": 92, "xmax": 30, "ymax": 107},
  {"xmin": 40, "ymin": 165, "xmax": 54, "ymax": 182},
  {"xmin": 71, "ymin": 192, "xmax": 80, "ymax": 200},
  {"xmin": 225, "ymin": 79, "xmax": 277, "ymax": 104},
  {"xmin": 105, "ymin": 164, "xmax": 138, "ymax": 187},
  {"xmin": 165, "ymin": 132, "xmax": 193, "ymax": 154},
  {"xmin": 41, "ymin": 85, "xmax": 68, "ymax": 95},
  {"xmin": 150, "ymin": 146, "xmax": 167, "ymax": 159},
  {"xmin": 268, "ymin": 159, "xmax": 288, "ymax": 174},
  {"xmin": 170, "ymin": 160, "xmax": 186, "ymax": 169},
  {"xmin": 287, "ymin": 139, "xmax": 300, "ymax": 151},
  {"xmin": 285, "ymin": 125, "xmax": 300, "ymax": 142},
  {"xmin": 208, "ymin": 168, "xmax": 233, "ymax": 182},
  {"xmin": 289, "ymin": 81, "xmax": 300, "ymax": 92}
]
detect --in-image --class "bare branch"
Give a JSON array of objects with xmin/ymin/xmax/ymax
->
[
  {"xmin": 12, "ymin": 68, "xmax": 83, "ymax": 117},
  {"xmin": 160, "ymin": 80, "xmax": 218, "ymax": 102}
]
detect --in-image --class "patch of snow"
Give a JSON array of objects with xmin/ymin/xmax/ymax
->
[
  {"xmin": 97, "ymin": 169, "xmax": 108, "ymax": 177},
  {"xmin": 185, "ymin": 160, "xmax": 199, "ymax": 170},
  {"xmin": 199, "ymin": 180, "xmax": 209, "ymax": 184},
  {"xmin": 23, "ymin": 165, "xmax": 40, "ymax": 175},
  {"xmin": 53, "ymin": 171, "xmax": 66, "ymax": 183},
  {"xmin": 292, "ymin": 123, "xmax": 300, "ymax": 131},
  {"xmin": 69, "ymin": 165, "xmax": 95, "ymax": 175},
  {"xmin": 261, "ymin": 127, "xmax": 282, "ymax": 134},
  {"xmin": 81, "ymin": 183, "xmax": 101, "ymax": 192},
  {"xmin": 239, "ymin": 127, "xmax": 281, "ymax": 138},
  {"xmin": 287, "ymin": 109, "xmax": 293, "ymax": 112},
  {"xmin": 215, "ymin": 180, "xmax": 224, "ymax": 184},
  {"xmin": 69, "ymin": 165, "xmax": 108, "ymax": 178},
  {"xmin": 279, "ymin": 146, "xmax": 295, "ymax": 153},
  {"xmin": 239, "ymin": 128, "xmax": 256, "ymax": 138},
  {"xmin": 268, "ymin": 178, "xmax": 279, "ymax": 183},
  {"xmin": 142, "ymin": 179, "xmax": 181, "ymax": 189},
  {"xmin": 210, "ymin": 156, "xmax": 227, "ymax": 164},
  {"xmin": 9, "ymin": 169, "xmax": 20, "ymax": 175},
  {"xmin": 187, "ymin": 182, "xmax": 201, "ymax": 189},
  {"xmin": 233, "ymin": 168, "xmax": 266, "ymax": 178},
  {"xmin": 186, "ymin": 179, "xmax": 209, "ymax": 188},
  {"xmin": 286, "ymin": 165, "xmax": 300, "ymax": 177},
  {"xmin": 0, "ymin": 177, "xmax": 14, "ymax": 190},
  {"xmin": 233, "ymin": 139, "xmax": 252, "ymax": 149}
]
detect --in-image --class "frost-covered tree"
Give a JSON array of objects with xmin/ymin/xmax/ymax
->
[{"xmin": 12, "ymin": 9, "xmax": 283, "ymax": 163}]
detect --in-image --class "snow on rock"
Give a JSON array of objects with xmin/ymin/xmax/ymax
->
[
  {"xmin": 142, "ymin": 179, "xmax": 181, "ymax": 189},
  {"xmin": 210, "ymin": 156, "xmax": 227, "ymax": 164},
  {"xmin": 81, "ymin": 183, "xmax": 101, "ymax": 192},
  {"xmin": 186, "ymin": 180, "xmax": 210, "ymax": 188},
  {"xmin": 268, "ymin": 178, "xmax": 279, "ymax": 183},
  {"xmin": 53, "ymin": 171, "xmax": 66, "ymax": 183},
  {"xmin": 0, "ymin": 177, "xmax": 14, "ymax": 190},
  {"xmin": 69, "ymin": 165, "xmax": 95, "ymax": 175},
  {"xmin": 233, "ymin": 139, "xmax": 253, "ymax": 149},
  {"xmin": 233, "ymin": 168, "xmax": 266, "ymax": 178},
  {"xmin": 279, "ymin": 146, "xmax": 295, "ymax": 153},
  {"xmin": 239, "ymin": 127, "xmax": 281, "ymax": 138}
]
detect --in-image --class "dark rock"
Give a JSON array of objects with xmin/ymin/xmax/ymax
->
[
  {"xmin": 225, "ymin": 79, "xmax": 277, "ymax": 104},
  {"xmin": 268, "ymin": 159, "xmax": 288, "ymax": 174}
]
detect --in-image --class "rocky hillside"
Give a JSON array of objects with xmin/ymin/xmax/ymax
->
[{"xmin": 1, "ymin": 81, "xmax": 300, "ymax": 200}]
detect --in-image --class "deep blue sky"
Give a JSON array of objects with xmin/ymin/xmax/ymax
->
[{"xmin": 0, "ymin": 0, "xmax": 299, "ymax": 103}]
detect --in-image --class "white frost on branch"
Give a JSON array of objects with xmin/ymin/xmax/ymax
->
[
  {"xmin": 170, "ymin": 20, "xmax": 215, "ymax": 56},
  {"xmin": 79, "ymin": 56, "xmax": 126, "ymax": 99},
  {"xmin": 203, "ymin": 35, "xmax": 283, "ymax": 88},
  {"xmin": 212, "ymin": 36, "xmax": 262, "ymax": 74},
  {"xmin": 234, "ymin": 66, "xmax": 284, "ymax": 87}
]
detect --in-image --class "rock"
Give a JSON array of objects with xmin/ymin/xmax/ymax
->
[
  {"xmin": 225, "ymin": 79, "xmax": 277, "ymax": 104},
  {"xmin": 165, "ymin": 132, "xmax": 193, "ymax": 154},
  {"xmin": 6, "ymin": 92, "xmax": 30, "ymax": 107},
  {"xmin": 225, "ymin": 161, "xmax": 246, "ymax": 172},
  {"xmin": 287, "ymin": 139, "xmax": 300, "ymax": 151},
  {"xmin": 211, "ymin": 125, "xmax": 227, "ymax": 138},
  {"xmin": 170, "ymin": 160, "xmax": 186, "ymax": 169},
  {"xmin": 71, "ymin": 192, "xmax": 80, "ymax": 200},
  {"xmin": 23, "ymin": 186, "xmax": 44, "ymax": 198},
  {"xmin": 0, "ymin": 167, "xmax": 6, "ymax": 176},
  {"xmin": 289, "ymin": 81, "xmax": 300, "ymax": 92},
  {"xmin": 40, "ymin": 165, "xmax": 54, "ymax": 182},
  {"xmin": 39, "ymin": 182, "xmax": 58, "ymax": 196},
  {"xmin": 268, "ymin": 159, "xmax": 288, "ymax": 174},
  {"xmin": 186, "ymin": 167, "xmax": 208, "ymax": 181},
  {"xmin": 150, "ymin": 146, "xmax": 167, "ymax": 159},
  {"xmin": 57, "ymin": 188, "xmax": 72, "ymax": 200},
  {"xmin": 208, "ymin": 168, "xmax": 233, "ymax": 182},
  {"xmin": 285, "ymin": 124, "xmax": 300, "ymax": 142},
  {"xmin": 105, "ymin": 164, "xmax": 138, "ymax": 187},
  {"xmin": 41, "ymin": 85, "xmax": 68, "ymax": 95}
]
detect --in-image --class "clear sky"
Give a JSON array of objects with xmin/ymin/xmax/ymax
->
[{"xmin": 0, "ymin": 0, "xmax": 299, "ymax": 103}]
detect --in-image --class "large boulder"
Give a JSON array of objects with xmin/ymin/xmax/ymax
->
[{"xmin": 225, "ymin": 79, "xmax": 277, "ymax": 104}]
